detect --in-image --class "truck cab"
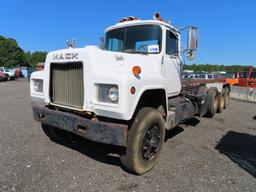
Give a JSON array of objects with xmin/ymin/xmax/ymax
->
[
  {"xmin": 239, "ymin": 68, "xmax": 256, "ymax": 88},
  {"xmin": 30, "ymin": 14, "xmax": 229, "ymax": 175},
  {"xmin": 31, "ymin": 17, "xmax": 198, "ymax": 119},
  {"xmin": 104, "ymin": 19, "xmax": 183, "ymax": 96}
]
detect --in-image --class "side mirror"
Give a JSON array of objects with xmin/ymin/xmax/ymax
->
[
  {"xmin": 187, "ymin": 27, "xmax": 198, "ymax": 60},
  {"xmin": 100, "ymin": 36, "xmax": 105, "ymax": 49},
  {"xmin": 188, "ymin": 27, "xmax": 198, "ymax": 50}
]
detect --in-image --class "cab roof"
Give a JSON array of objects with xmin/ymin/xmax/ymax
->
[{"xmin": 105, "ymin": 19, "xmax": 179, "ymax": 33}]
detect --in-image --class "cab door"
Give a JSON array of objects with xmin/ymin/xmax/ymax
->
[
  {"xmin": 239, "ymin": 71, "xmax": 249, "ymax": 87},
  {"xmin": 248, "ymin": 69, "xmax": 256, "ymax": 88},
  {"xmin": 163, "ymin": 30, "xmax": 181, "ymax": 96}
]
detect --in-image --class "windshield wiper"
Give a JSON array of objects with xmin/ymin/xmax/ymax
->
[{"xmin": 123, "ymin": 49, "xmax": 148, "ymax": 55}]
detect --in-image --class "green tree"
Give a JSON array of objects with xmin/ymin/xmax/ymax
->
[
  {"xmin": 25, "ymin": 51, "xmax": 47, "ymax": 67},
  {"xmin": 184, "ymin": 64, "xmax": 254, "ymax": 73},
  {"xmin": 0, "ymin": 35, "xmax": 26, "ymax": 67},
  {"xmin": 0, "ymin": 35, "xmax": 47, "ymax": 67}
]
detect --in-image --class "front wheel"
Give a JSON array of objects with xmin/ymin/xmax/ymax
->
[{"xmin": 120, "ymin": 107, "xmax": 165, "ymax": 175}]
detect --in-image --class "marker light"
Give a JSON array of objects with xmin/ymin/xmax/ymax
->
[{"xmin": 130, "ymin": 87, "xmax": 136, "ymax": 94}]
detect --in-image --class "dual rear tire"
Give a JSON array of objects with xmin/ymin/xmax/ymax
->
[{"xmin": 205, "ymin": 87, "xmax": 230, "ymax": 117}]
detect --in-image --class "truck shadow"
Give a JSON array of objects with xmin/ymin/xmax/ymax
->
[
  {"xmin": 165, "ymin": 126, "xmax": 184, "ymax": 141},
  {"xmin": 253, "ymin": 115, "xmax": 256, "ymax": 120},
  {"xmin": 54, "ymin": 133, "xmax": 124, "ymax": 167},
  {"xmin": 164, "ymin": 117, "xmax": 200, "ymax": 141},
  {"xmin": 53, "ymin": 126, "xmax": 187, "ymax": 168},
  {"xmin": 215, "ymin": 131, "xmax": 256, "ymax": 178},
  {"xmin": 182, "ymin": 117, "xmax": 200, "ymax": 127}
]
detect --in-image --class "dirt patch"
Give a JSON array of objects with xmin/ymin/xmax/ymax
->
[
  {"xmin": 214, "ymin": 117, "xmax": 226, "ymax": 124},
  {"xmin": 117, "ymin": 183, "xmax": 139, "ymax": 191}
]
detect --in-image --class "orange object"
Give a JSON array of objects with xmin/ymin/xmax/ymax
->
[
  {"xmin": 132, "ymin": 66, "xmax": 141, "ymax": 76},
  {"xmin": 226, "ymin": 67, "xmax": 256, "ymax": 88},
  {"xmin": 238, "ymin": 67, "xmax": 256, "ymax": 88},
  {"xmin": 225, "ymin": 78, "xmax": 239, "ymax": 86}
]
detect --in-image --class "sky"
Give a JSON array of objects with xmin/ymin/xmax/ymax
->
[{"xmin": 1, "ymin": 0, "xmax": 256, "ymax": 66}]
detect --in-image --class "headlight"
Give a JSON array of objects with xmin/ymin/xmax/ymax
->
[
  {"xmin": 108, "ymin": 86, "xmax": 119, "ymax": 102},
  {"xmin": 97, "ymin": 84, "xmax": 119, "ymax": 104},
  {"xmin": 33, "ymin": 79, "xmax": 43, "ymax": 93}
]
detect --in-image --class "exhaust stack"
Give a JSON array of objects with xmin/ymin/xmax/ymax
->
[{"xmin": 153, "ymin": 12, "xmax": 164, "ymax": 21}]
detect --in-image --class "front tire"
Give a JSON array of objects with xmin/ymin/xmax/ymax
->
[{"xmin": 120, "ymin": 107, "xmax": 165, "ymax": 175}]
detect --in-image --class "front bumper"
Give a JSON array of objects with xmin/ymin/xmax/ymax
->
[{"xmin": 33, "ymin": 105, "xmax": 128, "ymax": 147}]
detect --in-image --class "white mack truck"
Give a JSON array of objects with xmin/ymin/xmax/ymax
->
[{"xmin": 30, "ymin": 13, "xmax": 230, "ymax": 174}]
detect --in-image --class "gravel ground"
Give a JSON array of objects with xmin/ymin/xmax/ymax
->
[{"xmin": 0, "ymin": 80, "xmax": 256, "ymax": 192}]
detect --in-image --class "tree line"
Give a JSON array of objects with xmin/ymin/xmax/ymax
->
[
  {"xmin": 0, "ymin": 35, "xmax": 47, "ymax": 67},
  {"xmin": 184, "ymin": 64, "xmax": 254, "ymax": 73}
]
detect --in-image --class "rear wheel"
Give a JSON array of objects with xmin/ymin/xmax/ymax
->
[
  {"xmin": 217, "ymin": 90, "xmax": 225, "ymax": 113},
  {"xmin": 224, "ymin": 87, "xmax": 230, "ymax": 109},
  {"xmin": 205, "ymin": 89, "xmax": 218, "ymax": 117},
  {"xmin": 198, "ymin": 86, "xmax": 207, "ymax": 94},
  {"xmin": 41, "ymin": 124, "xmax": 69, "ymax": 141},
  {"xmin": 120, "ymin": 107, "xmax": 165, "ymax": 175}
]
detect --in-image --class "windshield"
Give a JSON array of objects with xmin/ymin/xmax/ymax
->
[
  {"xmin": 105, "ymin": 25, "xmax": 162, "ymax": 54},
  {"xmin": 241, "ymin": 71, "xmax": 248, "ymax": 78},
  {"xmin": 250, "ymin": 70, "xmax": 256, "ymax": 78}
]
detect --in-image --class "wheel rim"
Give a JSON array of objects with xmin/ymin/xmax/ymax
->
[
  {"xmin": 141, "ymin": 124, "xmax": 161, "ymax": 160},
  {"xmin": 221, "ymin": 94, "xmax": 225, "ymax": 109},
  {"xmin": 214, "ymin": 95, "xmax": 218, "ymax": 112},
  {"xmin": 226, "ymin": 90, "xmax": 230, "ymax": 105}
]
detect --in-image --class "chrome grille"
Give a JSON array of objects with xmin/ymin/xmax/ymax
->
[{"xmin": 50, "ymin": 62, "xmax": 84, "ymax": 109}]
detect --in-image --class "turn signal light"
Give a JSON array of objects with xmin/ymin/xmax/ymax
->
[{"xmin": 132, "ymin": 66, "xmax": 141, "ymax": 76}]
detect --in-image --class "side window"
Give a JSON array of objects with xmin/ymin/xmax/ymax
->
[
  {"xmin": 0, "ymin": 68, "xmax": 3, "ymax": 72},
  {"xmin": 105, "ymin": 29, "xmax": 125, "ymax": 52},
  {"xmin": 107, "ymin": 38, "xmax": 124, "ymax": 52},
  {"xmin": 166, "ymin": 30, "xmax": 178, "ymax": 55}
]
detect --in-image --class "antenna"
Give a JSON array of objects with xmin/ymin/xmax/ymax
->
[{"xmin": 67, "ymin": 39, "xmax": 76, "ymax": 48}]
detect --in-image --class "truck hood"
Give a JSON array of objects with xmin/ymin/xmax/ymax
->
[
  {"xmin": 41, "ymin": 46, "xmax": 166, "ymax": 119},
  {"xmin": 47, "ymin": 46, "xmax": 161, "ymax": 77}
]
